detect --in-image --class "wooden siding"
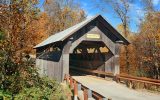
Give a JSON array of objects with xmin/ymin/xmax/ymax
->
[{"xmin": 36, "ymin": 58, "xmax": 63, "ymax": 82}]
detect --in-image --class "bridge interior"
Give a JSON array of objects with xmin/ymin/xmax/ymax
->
[{"xmin": 69, "ymin": 40, "xmax": 114, "ymax": 76}]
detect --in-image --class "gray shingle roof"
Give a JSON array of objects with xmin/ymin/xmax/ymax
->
[{"xmin": 34, "ymin": 15, "xmax": 99, "ymax": 48}]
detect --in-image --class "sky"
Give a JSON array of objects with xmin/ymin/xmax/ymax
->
[{"xmin": 39, "ymin": 0, "xmax": 160, "ymax": 33}]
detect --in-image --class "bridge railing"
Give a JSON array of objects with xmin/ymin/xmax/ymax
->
[
  {"xmin": 64, "ymin": 74, "xmax": 111, "ymax": 100},
  {"xmin": 116, "ymin": 74, "xmax": 160, "ymax": 89},
  {"xmin": 70, "ymin": 66, "xmax": 160, "ymax": 91}
]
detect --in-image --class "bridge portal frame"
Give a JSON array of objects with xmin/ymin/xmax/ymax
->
[{"xmin": 34, "ymin": 15, "xmax": 129, "ymax": 82}]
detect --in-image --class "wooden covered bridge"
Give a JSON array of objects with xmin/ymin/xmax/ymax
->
[{"xmin": 34, "ymin": 15, "xmax": 129, "ymax": 82}]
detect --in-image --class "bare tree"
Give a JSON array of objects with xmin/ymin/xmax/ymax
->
[{"xmin": 142, "ymin": 0, "xmax": 154, "ymax": 12}]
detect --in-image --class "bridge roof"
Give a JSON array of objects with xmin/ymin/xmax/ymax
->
[{"xmin": 34, "ymin": 15, "xmax": 129, "ymax": 49}]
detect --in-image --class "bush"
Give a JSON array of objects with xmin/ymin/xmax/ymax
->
[
  {"xmin": 14, "ymin": 77, "xmax": 65, "ymax": 100},
  {"xmin": 0, "ymin": 43, "xmax": 66, "ymax": 99},
  {"xmin": 0, "ymin": 90, "xmax": 12, "ymax": 100},
  {"xmin": 0, "ymin": 58, "xmax": 66, "ymax": 99}
]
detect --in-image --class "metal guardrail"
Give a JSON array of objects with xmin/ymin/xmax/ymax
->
[
  {"xmin": 116, "ymin": 74, "xmax": 160, "ymax": 87},
  {"xmin": 64, "ymin": 74, "xmax": 111, "ymax": 100}
]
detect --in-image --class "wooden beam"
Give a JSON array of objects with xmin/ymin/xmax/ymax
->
[{"xmin": 62, "ymin": 41, "xmax": 72, "ymax": 81}]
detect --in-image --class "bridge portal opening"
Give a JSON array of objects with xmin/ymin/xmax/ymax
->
[{"xmin": 69, "ymin": 41, "xmax": 114, "ymax": 75}]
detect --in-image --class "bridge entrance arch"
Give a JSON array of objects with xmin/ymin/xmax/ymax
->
[{"xmin": 69, "ymin": 40, "xmax": 114, "ymax": 76}]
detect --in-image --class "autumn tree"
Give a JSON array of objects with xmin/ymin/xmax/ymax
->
[
  {"xmin": 133, "ymin": 0, "xmax": 160, "ymax": 79},
  {"xmin": 27, "ymin": 12, "xmax": 50, "ymax": 54},
  {"xmin": 0, "ymin": 0, "xmax": 50, "ymax": 94},
  {"xmin": 43, "ymin": 0, "xmax": 86, "ymax": 35},
  {"xmin": 117, "ymin": 24, "xmax": 138, "ymax": 75}
]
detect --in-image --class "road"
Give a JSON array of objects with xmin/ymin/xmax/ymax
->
[{"xmin": 72, "ymin": 75, "xmax": 160, "ymax": 100}]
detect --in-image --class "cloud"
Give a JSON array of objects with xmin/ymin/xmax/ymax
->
[{"xmin": 152, "ymin": 0, "xmax": 160, "ymax": 6}]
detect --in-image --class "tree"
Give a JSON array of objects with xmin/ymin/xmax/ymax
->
[
  {"xmin": 27, "ymin": 12, "xmax": 50, "ymax": 53},
  {"xmin": 117, "ymin": 24, "xmax": 138, "ymax": 75},
  {"xmin": 135, "ymin": 13, "xmax": 160, "ymax": 79},
  {"xmin": 0, "ymin": 0, "xmax": 85, "ymax": 98},
  {"xmin": 142, "ymin": 0, "xmax": 154, "ymax": 12},
  {"xmin": 43, "ymin": 0, "xmax": 86, "ymax": 35},
  {"xmin": 0, "ymin": 0, "xmax": 48, "ymax": 94},
  {"xmin": 132, "ymin": 0, "xmax": 160, "ymax": 79}
]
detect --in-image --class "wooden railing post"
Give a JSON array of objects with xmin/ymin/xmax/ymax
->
[
  {"xmin": 115, "ymin": 74, "xmax": 120, "ymax": 83},
  {"xmin": 66, "ymin": 75, "xmax": 111, "ymax": 100},
  {"xmin": 83, "ymin": 88, "xmax": 88, "ymax": 100},
  {"xmin": 78, "ymin": 83, "xmax": 81, "ymax": 91},
  {"xmin": 74, "ymin": 80, "xmax": 78, "ymax": 100},
  {"xmin": 102, "ymin": 98, "xmax": 107, "ymax": 100},
  {"xmin": 64, "ymin": 74, "xmax": 67, "ymax": 83},
  {"xmin": 108, "ymin": 98, "xmax": 112, "ymax": 100},
  {"xmin": 87, "ymin": 89, "xmax": 92, "ymax": 98},
  {"xmin": 66, "ymin": 74, "xmax": 69, "ymax": 84},
  {"xmin": 70, "ymin": 77, "xmax": 73, "ymax": 89}
]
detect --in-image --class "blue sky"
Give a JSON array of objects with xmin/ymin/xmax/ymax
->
[{"xmin": 39, "ymin": 0, "xmax": 160, "ymax": 33}]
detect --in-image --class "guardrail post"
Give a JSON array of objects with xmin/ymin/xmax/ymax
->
[
  {"xmin": 78, "ymin": 83, "xmax": 84, "ymax": 100},
  {"xmin": 78, "ymin": 83, "xmax": 81, "ymax": 91},
  {"xmin": 129, "ymin": 80, "xmax": 133, "ymax": 88},
  {"xmin": 83, "ymin": 88, "xmax": 88, "ymax": 100},
  {"xmin": 66, "ymin": 74, "xmax": 69, "ymax": 84},
  {"xmin": 64, "ymin": 74, "xmax": 67, "ymax": 83},
  {"xmin": 108, "ymin": 98, "xmax": 112, "ymax": 100},
  {"xmin": 115, "ymin": 74, "xmax": 120, "ymax": 83},
  {"xmin": 74, "ymin": 80, "xmax": 78, "ymax": 100},
  {"xmin": 102, "ymin": 98, "xmax": 107, "ymax": 100},
  {"xmin": 87, "ymin": 89, "xmax": 92, "ymax": 98},
  {"xmin": 70, "ymin": 77, "xmax": 73, "ymax": 89}
]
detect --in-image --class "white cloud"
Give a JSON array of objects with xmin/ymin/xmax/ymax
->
[{"xmin": 153, "ymin": 0, "xmax": 160, "ymax": 6}]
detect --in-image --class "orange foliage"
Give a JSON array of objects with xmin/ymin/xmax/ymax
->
[{"xmin": 119, "ymin": 12, "xmax": 160, "ymax": 79}]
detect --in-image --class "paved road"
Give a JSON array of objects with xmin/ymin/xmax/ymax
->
[{"xmin": 72, "ymin": 75, "xmax": 160, "ymax": 100}]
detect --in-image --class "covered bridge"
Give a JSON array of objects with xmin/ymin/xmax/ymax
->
[{"xmin": 34, "ymin": 15, "xmax": 129, "ymax": 82}]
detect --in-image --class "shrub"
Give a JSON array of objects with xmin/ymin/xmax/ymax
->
[
  {"xmin": 14, "ymin": 77, "xmax": 65, "ymax": 100},
  {"xmin": 0, "ymin": 90, "xmax": 12, "ymax": 100}
]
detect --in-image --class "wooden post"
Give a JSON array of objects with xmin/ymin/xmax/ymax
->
[
  {"xmin": 87, "ymin": 89, "xmax": 92, "ymax": 98},
  {"xmin": 74, "ymin": 80, "xmax": 78, "ymax": 100},
  {"xmin": 108, "ymin": 98, "xmax": 112, "ymax": 100},
  {"xmin": 104, "ymin": 51, "xmax": 114, "ymax": 79},
  {"xmin": 67, "ymin": 74, "xmax": 69, "ymax": 84},
  {"xmin": 115, "ymin": 75, "xmax": 120, "ymax": 83},
  {"xmin": 129, "ymin": 81, "xmax": 133, "ymax": 88},
  {"xmin": 62, "ymin": 41, "xmax": 71, "ymax": 81},
  {"xmin": 114, "ymin": 42, "xmax": 121, "ymax": 75},
  {"xmin": 101, "ymin": 98, "xmax": 107, "ymax": 100},
  {"xmin": 83, "ymin": 89, "xmax": 88, "ymax": 100},
  {"xmin": 78, "ymin": 83, "xmax": 82, "ymax": 91},
  {"xmin": 70, "ymin": 77, "xmax": 73, "ymax": 89},
  {"xmin": 64, "ymin": 74, "xmax": 67, "ymax": 84},
  {"xmin": 102, "ymin": 98, "xmax": 107, "ymax": 100}
]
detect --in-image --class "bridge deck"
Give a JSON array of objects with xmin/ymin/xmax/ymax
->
[{"xmin": 72, "ymin": 75, "xmax": 160, "ymax": 100}]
